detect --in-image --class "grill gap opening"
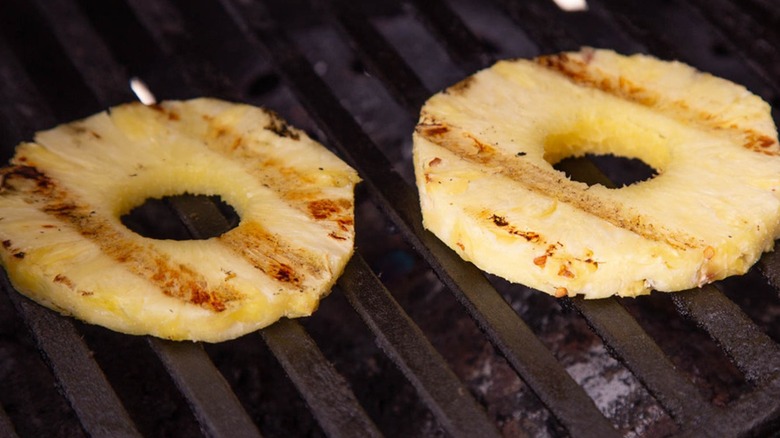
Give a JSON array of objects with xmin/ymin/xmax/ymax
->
[
  {"xmin": 121, "ymin": 194, "xmax": 239, "ymax": 240},
  {"xmin": 78, "ymin": 325, "xmax": 201, "ymax": 437},
  {"xmin": 717, "ymin": 266, "xmax": 780, "ymax": 343},
  {"xmin": 555, "ymin": 154, "xmax": 658, "ymax": 188},
  {"xmin": 494, "ymin": 278, "xmax": 676, "ymax": 436},
  {"xmin": 620, "ymin": 294, "xmax": 751, "ymax": 405},
  {"xmin": 0, "ymin": 291, "xmax": 86, "ymax": 438},
  {"xmin": 301, "ymin": 287, "xmax": 438, "ymax": 437},
  {"xmin": 354, "ymin": 199, "xmax": 563, "ymax": 436},
  {"xmin": 204, "ymin": 334, "xmax": 325, "ymax": 437}
]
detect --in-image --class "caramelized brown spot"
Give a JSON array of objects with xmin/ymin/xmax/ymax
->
[
  {"xmin": 703, "ymin": 246, "xmax": 715, "ymax": 260},
  {"xmin": 308, "ymin": 199, "xmax": 350, "ymax": 220},
  {"xmin": 2, "ymin": 240, "xmax": 11, "ymax": 249},
  {"xmin": 328, "ymin": 232, "xmax": 347, "ymax": 241},
  {"xmin": 511, "ymin": 229, "xmax": 541, "ymax": 242},
  {"xmin": 456, "ymin": 242, "xmax": 465, "ymax": 251},
  {"xmin": 558, "ymin": 265, "xmax": 575, "ymax": 278},
  {"xmin": 54, "ymin": 274, "xmax": 75, "ymax": 289},
  {"xmin": 417, "ymin": 123, "xmax": 449, "ymax": 137},
  {"xmin": 533, "ymin": 255, "xmax": 547, "ymax": 268},
  {"xmin": 428, "ymin": 157, "xmax": 442, "ymax": 167},
  {"xmin": 554, "ymin": 287, "xmax": 568, "ymax": 298}
]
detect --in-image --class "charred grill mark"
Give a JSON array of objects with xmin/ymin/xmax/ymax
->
[
  {"xmin": 1, "ymin": 239, "xmax": 25, "ymax": 259},
  {"xmin": 265, "ymin": 111, "xmax": 300, "ymax": 140},
  {"xmin": 3, "ymin": 166, "xmax": 239, "ymax": 312},
  {"xmin": 486, "ymin": 213, "xmax": 541, "ymax": 242},
  {"xmin": 490, "ymin": 214, "xmax": 508, "ymax": 227},
  {"xmin": 535, "ymin": 53, "xmax": 780, "ymax": 156},
  {"xmin": 219, "ymin": 221, "xmax": 328, "ymax": 288},
  {"xmin": 428, "ymin": 127, "xmax": 699, "ymax": 250}
]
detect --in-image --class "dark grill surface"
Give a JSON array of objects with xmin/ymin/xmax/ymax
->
[{"xmin": 1, "ymin": 0, "xmax": 780, "ymax": 437}]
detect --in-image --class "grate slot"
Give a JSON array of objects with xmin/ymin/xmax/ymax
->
[
  {"xmin": 149, "ymin": 340, "xmax": 263, "ymax": 438},
  {"xmin": 404, "ymin": 0, "xmax": 492, "ymax": 73},
  {"xmin": 261, "ymin": 320, "xmax": 381, "ymax": 438},
  {"xmin": 683, "ymin": 0, "xmax": 780, "ymax": 93},
  {"xmin": 672, "ymin": 286, "xmax": 780, "ymax": 383},
  {"xmin": 222, "ymin": 1, "xmax": 619, "ymax": 435},
  {"xmin": 325, "ymin": 0, "xmax": 430, "ymax": 114},
  {"xmin": 338, "ymin": 255, "xmax": 501, "ymax": 438},
  {"xmin": 571, "ymin": 297, "xmax": 713, "ymax": 426}
]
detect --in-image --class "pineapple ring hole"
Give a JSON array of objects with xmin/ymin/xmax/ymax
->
[
  {"xmin": 542, "ymin": 116, "xmax": 671, "ymax": 188},
  {"xmin": 120, "ymin": 193, "xmax": 240, "ymax": 240},
  {"xmin": 554, "ymin": 153, "xmax": 658, "ymax": 187}
]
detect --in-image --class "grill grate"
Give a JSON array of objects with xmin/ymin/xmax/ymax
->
[{"xmin": 1, "ymin": 0, "xmax": 779, "ymax": 437}]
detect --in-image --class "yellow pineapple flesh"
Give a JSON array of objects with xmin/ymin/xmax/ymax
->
[
  {"xmin": 0, "ymin": 98, "xmax": 360, "ymax": 342},
  {"xmin": 413, "ymin": 48, "xmax": 780, "ymax": 298}
]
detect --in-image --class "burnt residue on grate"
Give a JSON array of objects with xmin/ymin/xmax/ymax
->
[{"xmin": 1, "ymin": 0, "xmax": 780, "ymax": 437}]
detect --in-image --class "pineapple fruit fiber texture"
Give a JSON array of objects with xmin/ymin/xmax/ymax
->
[
  {"xmin": 0, "ymin": 98, "xmax": 360, "ymax": 342},
  {"xmin": 414, "ymin": 48, "xmax": 780, "ymax": 299}
]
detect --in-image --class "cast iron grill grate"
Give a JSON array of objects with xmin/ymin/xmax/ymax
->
[{"xmin": 1, "ymin": 0, "xmax": 779, "ymax": 436}]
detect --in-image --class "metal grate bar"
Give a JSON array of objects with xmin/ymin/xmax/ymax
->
[
  {"xmin": 326, "ymin": 0, "xmax": 431, "ymax": 113},
  {"xmin": 261, "ymin": 320, "xmax": 381, "ymax": 438},
  {"xmin": 338, "ymin": 255, "xmax": 501, "ymax": 438},
  {"xmin": 572, "ymin": 297, "xmax": 713, "ymax": 426},
  {"xmin": 683, "ymin": 0, "xmax": 780, "ymax": 92},
  {"xmin": 3, "ymin": 283, "xmax": 141, "ymax": 438},
  {"xmin": 758, "ymin": 251, "xmax": 780, "ymax": 293},
  {"xmin": 29, "ymin": 0, "xmax": 132, "ymax": 106},
  {"xmin": 672, "ymin": 286, "xmax": 780, "ymax": 383},
  {"xmin": 404, "ymin": 0, "xmax": 492, "ymax": 73},
  {"xmin": 222, "ymin": 1, "xmax": 619, "ymax": 435},
  {"xmin": 149, "ymin": 340, "xmax": 263, "ymax": 438}
]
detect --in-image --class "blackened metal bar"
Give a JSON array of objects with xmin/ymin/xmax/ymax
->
[
  {"xmin": 403, "ymin": 0, "xmax": 491, "ymax": 73},
  {"xmin": 220, "ymin": 3, "xmax": 619, "ymax": 436},
  {"xmin": 758, "ymin": 250, "xmax": 780, "ymax": 294},
  {"xmin": 721, "ymin": 377, "xmax": 780, "ymax": 437},
  {"xmin": 261, "ymin": 320, "xmax": 382, "ymax": 438},
  {"xmin": 572, "ymin": 297, "xmax": 714, "ymax": 427},
  {"xmin": 338, "ymin": 255, "xmax": 501, "ymax": 438},
  {"xmin": 2, "ymin": 282, "xmax": 141, "ymax": 438},
  {"xmin": 148, "ymin": 340, "xmax": 263, "ymax": 438},
  {"xmin": 683, "ymin": 0, "xmax": 780, "ymax": 91},
  {"xmin": 29, "ymin": 0, "xmax": 134, "ymax": 106},
  {"xmin": 672, "ymin": 286, "xmax": 780, "ymax": 383},
  {"xmin": 326, "ymin": 0, "xmax": 433, "ymax": 113}
]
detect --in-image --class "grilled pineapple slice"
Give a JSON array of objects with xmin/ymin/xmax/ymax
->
[
  {"xmin": 0, "ymin": 98, "xmax": 360, "ymax": 342},
  {"xmin": 413, "ymin": 48, "xmax": 780, "ymax": 299}
]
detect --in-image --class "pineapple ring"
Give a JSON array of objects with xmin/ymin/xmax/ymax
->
[
  {"xmin": 413, "ymin": 48, "xmax": 780, "ymax": 299},
  {"xmin": 0, "ymin": 98, "xmax": 360, "ymax": 342}
]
